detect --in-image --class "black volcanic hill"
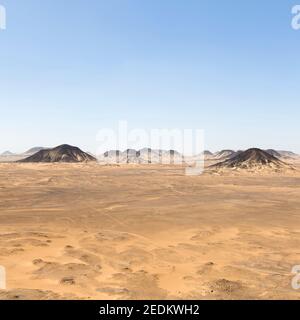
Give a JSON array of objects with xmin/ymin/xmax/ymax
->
[
  {"xmin": 212, "ymin": 148, "xmax": 290, "ymax": 170},
  {"xmin": 19, "ymin": 144, "xmax": 96, "ymax": 163}
]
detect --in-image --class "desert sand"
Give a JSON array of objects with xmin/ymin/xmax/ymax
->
[{"xmin": 0, "ymin": 161, "xmax": 300, "ymax": 300}]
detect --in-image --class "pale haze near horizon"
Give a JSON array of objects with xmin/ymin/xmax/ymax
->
[{"xmin": 0, "ymin": 0, "xmax": 299, "ymax": 154}]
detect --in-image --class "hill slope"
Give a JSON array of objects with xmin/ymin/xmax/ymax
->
[
  {"xmin": 213, "ymin": 150, "xmax": 236, "ymax": 160},
  {"xmin": 19, "ymin": 145, "xmax": 96, "ymax": 163},
  {"xmin": 211, "ymin": 148, "xmax": 292, "ymax": 171}
]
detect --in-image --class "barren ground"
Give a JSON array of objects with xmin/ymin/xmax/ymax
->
[{"xmin": 0, "ymin": 162, "xmax": 299, "ymax": 300}]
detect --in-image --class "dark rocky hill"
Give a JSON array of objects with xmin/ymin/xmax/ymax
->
[{"xmin": 19, "ymin": 144, "xmax": 96, "ymax": 163}]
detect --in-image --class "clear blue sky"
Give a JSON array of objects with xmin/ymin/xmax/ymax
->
[{"xmin": 0, "ymin": 0, "xmax": 299, "ymax": 153}]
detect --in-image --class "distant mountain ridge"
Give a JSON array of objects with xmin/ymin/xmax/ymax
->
[
  {"xmin": 23, "ymin": 147, "xmax": 45, "ymax": 155},
  {"xmin": 99, "ymin": 148, "xmax": 184, "ymax": 164},
  {"xmin": 276, "ymin": 150, "xmax": 299, "ymax": 158},
  {"xmin": 1, "ymin": 151, "xmax": 14, "ymax": 156},
  {"xmin": 85, "ymin": 147, "xmax": 300, "ymax": 164},
  {"xmin": 1, "ymin": 145, "xmax": 298, "ymax": 164}
]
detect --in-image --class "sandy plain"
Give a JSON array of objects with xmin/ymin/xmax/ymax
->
[{"xmin": 0, "ymin": 161, "xmax": 299, "ymax": 300}]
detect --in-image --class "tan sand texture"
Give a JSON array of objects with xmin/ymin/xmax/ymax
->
[{"xmin": 0, "ymin": 161, "xmax": 299, "ymax": 300}]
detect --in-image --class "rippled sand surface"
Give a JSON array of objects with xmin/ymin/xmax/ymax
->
[{"xmin": 0, "ymin": 162, "xmax": 299, "ymax": 300}]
